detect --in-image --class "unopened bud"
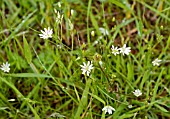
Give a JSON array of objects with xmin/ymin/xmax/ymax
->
[{"xmin": 91, "ymin": 30, "xmax": 95, "ymax": 36}]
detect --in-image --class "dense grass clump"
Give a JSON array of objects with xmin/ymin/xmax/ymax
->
[{"xmin": 0, "ymin": 0, "xmax": 170, "ymax": 118}]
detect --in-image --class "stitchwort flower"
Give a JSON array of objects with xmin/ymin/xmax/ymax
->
[
  {"xmin": 133, "ymin": 89, "xmax": 142, "ymax": 97},
  {"xmin": 128, "ymin": 105, "xmax": 133, "ymax": 109},
  {"xmin": 111, "ymin": 45, "xmax": 120, "ymax": 56},
  {"xmin": 99, "ymin": 27, "xmax": 109, "ymax": 36},
  {"xmin": 80, "ymin": 61, "xmax": 94, "ymax": 76},
  {"xmin": 0, "ymin": 62, "xmax": 10, "ymax": 73},
  {"xmin": 102, "ymin": 106, "xmax": 115, "ymax": 114},
  {"xmin": 152, "ymin": 58, "xmax": 162, "ymax": 66},
  {"xmin": 39, "ymin": 27, "xmax": 53, "ymax": 39},
  {"xmin": 119, "ymin": 44, "xmax": 131, "ymax": 55}
]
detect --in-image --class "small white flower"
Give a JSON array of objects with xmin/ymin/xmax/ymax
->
[
  {"xmin": 133, "ymin": 89, "xmax": 142, "ymax": 97},
  {"xmin": 128, "ymin": 105, "xmax": 132, "ymax": 108},
  {"xmin": 99, "ymin": 27, "xmax": 109, "ymax": 36},
  {"xmin": 98, "ymin": 36, "xmax": 103, "ymax": 40},
  {"xmin": 94, "ymin": 40, "xmax": 99, "ymax": 45},
  {"xmin": 0, "ymin": 62, "xmax": 10, "ymax": 73},
  {"xmin": 80, "ymin": 61, "xmax": 94, "ymax": 76},
  {"xmin": 119, "ymin": 44, "xmax": 131, "ymax": 55},
  {"xmin": 39, "ymin": 27, "xmax": 53, "ymax": 39},
  {"xmin": 56, "ymin": 44, "xmax": 62, "ymax": 49},
  {"xmin": 49, "ymin": 112, "xmax": 65, "ymax": 118},
  {"xmin": 152, "ymin": 58, "xmax": 162, "ymax": 66},
  {"xmin": 111, "ymin": 45, "xmax": 120, "ymax": 56},
  {"xmin": 102, "ymin": 106, "xmax": 115, "ymax": 114}
]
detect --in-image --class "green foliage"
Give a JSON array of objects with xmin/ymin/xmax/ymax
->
[{"xmin": 0, "ymin": 0, "xmax": 170, "ymax": 118}]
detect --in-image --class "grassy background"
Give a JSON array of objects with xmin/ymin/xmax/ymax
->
[{"xmin": 0, "ymin": 0, "xmax": 170, "ymax": 118}]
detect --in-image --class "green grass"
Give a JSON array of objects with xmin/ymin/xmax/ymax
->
[{"xmin": 0, "ymin": 0, "xmax": 170, "ymax": 118}]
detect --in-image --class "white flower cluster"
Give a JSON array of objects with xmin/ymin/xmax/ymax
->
[
  {"xmin": 152, "ymin": 58, "xmax": 162, "ymax": 66},
  {"xmin": 133, "ymin": 89, "xmax": 142, "ymax": 97},
  {"xmin": 102, "ymin": 105, "xmax": 115, "ymax": 114},
  {"xmin": 80, "ymin": 61, "xmax": 94, "ymax": 76},
  {"xmin": 99, "ymin": 27, "xmax": 109, "ymax": 36},
  {"xmin": 111, "ymin": 44, "xmax": 131, "ymax": 56},
  {"xmin": 0, "ymin": 62, "xmax": 10, "ymax": 73},
  {"xmin": 39, "ymin": 27, "xmax": 53, "ymax": 39}
]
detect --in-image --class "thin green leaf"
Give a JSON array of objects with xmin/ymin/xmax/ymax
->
[
  {"xmin": 137, "ymin": 0, "xmax": 170, "ymax": 21},
  {"xmin": 109, "ymin": 0, "xmax": 131, "ymax": 11},
  {"xmin": 6, "ymin": 73, "xmax": 51, "ymax": 78},
  {"xmin": 23, "ymin": 35, "xmax": 32, "ymax": 64},
  {"xmin": 0, "ymin": 77, "xmax": 40, "ymax": 119},
  {"xmin": 74, "ymin": 79, "xmax": 92, "ymax": 118},
  {"xmin": 154, "ymin": 103, "xmax": 169, "ymax": 113}
]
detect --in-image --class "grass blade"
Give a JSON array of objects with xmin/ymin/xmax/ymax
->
[
  {"xmin": 23, "ymin": 35, "xmax": 32, "ymax": 64},
  {"xmin": 0, "ymin": 77, "xmax": 40, "ymax": 119},
  {"xmin": 74, "ymin": 79, "xmax": 92, "ymax": 118},
  {"xmin": 6, "ymin": 73, "xmax": 51, "ymax": 78}
]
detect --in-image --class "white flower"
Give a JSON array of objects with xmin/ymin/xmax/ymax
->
[
  {"xmin": 56, "ymin": 44, "xmax": 62, "ymax": 49},
  {"xmin": 102, "ymin": 106, "xmax": 115, "ymax": 114},
  {"xmin": 99, "ymin": 27, "xmax": 109, "ymax": 36},
  {"xmin": 133, "ymin": 89, "xmax": 142, "ymax": 97},
  {"xmin": 0, "ymin": 62, "xmax": 10, "ymax": 73},
  {"xmin": 94, "ymin": 40, "xmax": 99, "ymax": 45},
  {"xmin": 119, "ymin": 44, "xmax": 131, "ymax": 55},
  {"xmin": 111, "ymin": 45, "xmax": 120, "ymax": 56},
  {"xmin": 39, "ymin": 27, "xmax": 53, "ymax": 39},
  {"xmin": 152, "ymin": 58, "xmax": 162, "ymax": 66},
  {"xmin": 99, "ymin": 36, "xmax": 103, "ymax": 40},
  {"xmin": 128, "ymin": 105, "xmax": 132, "ymax": 108},
  {"xmin": 80, "ymin": 61, "xmax": 94, "ymax": 76},
  {"xmin": 49, "ymin": 112, "xmax": 65, "ymax": 118}
]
